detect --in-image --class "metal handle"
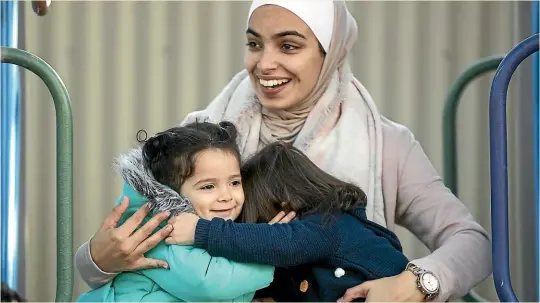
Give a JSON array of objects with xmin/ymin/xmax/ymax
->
[
  {"xmin": 1, "ymin": 47, "xmax": 74, "ymax": 302},
  {"xmin": 443, "ymin": 56, "xmax": 503, "ymax": 195},
  {"xmin": 442, "ymin": 55, "xmax": 503, "ymax": 302},
  {"xmin": 489, "ymin": 33, "xmax": 539, "ymax": 303}
]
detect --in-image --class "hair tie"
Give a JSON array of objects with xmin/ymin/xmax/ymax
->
[{"xmin": 137, "ymin": 129, "xmax": 148, "ymax": 143}]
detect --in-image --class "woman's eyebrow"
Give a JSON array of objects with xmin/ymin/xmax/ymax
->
[
  {"xmin": 246, "ymin": 27, "xmax": 307, "ymax": 40},
  {"xmin": 246, "ymin": 28, "xmax": 261, "ymax": 37},
  {"xmin": 273, "ymin": 30, "xmax": 306, "ymax": 40}
]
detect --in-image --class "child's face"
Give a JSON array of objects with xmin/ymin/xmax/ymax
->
[{"xmin": 180, "ymin": 148, "xmax": 244, "ymax": 221}]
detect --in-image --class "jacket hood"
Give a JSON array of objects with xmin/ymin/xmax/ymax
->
[{"xmin": 114, "ymin": 147, "xmax": 195, "ymax": 216}]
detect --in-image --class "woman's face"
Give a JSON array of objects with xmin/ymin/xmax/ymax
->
[{"xmin": 244, "ymin": 5, "xmax": 325, "ymax": 111}]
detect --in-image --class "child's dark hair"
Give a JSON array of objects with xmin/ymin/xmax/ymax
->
[
  {"xmin": 141, "ymin": 120, "xmax": 240, "ymax": 192},
  {"xmin": 240, "ymin": 142, "xmax": 367, "ymax": 223}
]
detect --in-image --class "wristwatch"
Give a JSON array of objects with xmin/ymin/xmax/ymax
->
[{"xmin": 405, "ymin": 263, "xmax": 440, "ymax": 301}]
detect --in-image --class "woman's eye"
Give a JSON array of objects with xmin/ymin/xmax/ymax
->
[
  {"xmin": 281, "ymin": 44, "xmax": 298, "ymax": 51},
  {"xmin": 246, "ymin": 41, "xmax": 260, "ymax": 49}
]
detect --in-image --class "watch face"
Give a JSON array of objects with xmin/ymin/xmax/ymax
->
[{"xmin": 420, "ymin": 273, "xmax": 439, "ymax": 293}]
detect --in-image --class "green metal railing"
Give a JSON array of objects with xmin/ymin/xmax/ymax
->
[
  {"xmin": 442, "ymin": 55, "xmax": 504, "ymax": 302},
  {"xmin": 1, "ymin": 47, "xmax": 74, "ymax": 302}
]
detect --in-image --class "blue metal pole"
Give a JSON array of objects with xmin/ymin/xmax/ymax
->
[
  {"xmin": 532, "ymin": 2, "xmax": 539, "ymax": 301},
  {"xmin": 0, "ymin": 0, "xmax": 21, "ymax": 291},
  {"xmin": 490, "ymin": 33, "xmax": 539, "ymax": 303}
]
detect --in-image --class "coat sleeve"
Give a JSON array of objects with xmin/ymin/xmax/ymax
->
[
  {"xmin": 194, "ymin": 216, "xmax": 339, "ymax": 266},
  {"xmin": 142, "ymin": 242, "xmax": 275, "ymax": 302},
  {"xmin": 390, "ymin": 126, "xmax": 492, "ymax": 301}
]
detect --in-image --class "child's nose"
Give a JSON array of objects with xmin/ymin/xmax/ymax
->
[{"xmin": 217, "ymin": 187, "xmax": 233, "ymax": 202}]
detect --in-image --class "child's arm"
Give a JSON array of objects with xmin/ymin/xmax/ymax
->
[
  {"xmin": 193, "ymin": 215, "xmax": 339, "ymax": 267},
  {"xmin": 142, "ymin": 242, "xmax": 274, "ymax": 302}
]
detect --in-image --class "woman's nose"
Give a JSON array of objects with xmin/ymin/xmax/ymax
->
[{"xmin": 257, "ymin": 49, "xmax": 278, "ymax": 73}]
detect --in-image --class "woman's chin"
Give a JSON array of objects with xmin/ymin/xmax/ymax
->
[{"xmin": 258, "ymin": 96, "xmax": 298, "ymax": 111}]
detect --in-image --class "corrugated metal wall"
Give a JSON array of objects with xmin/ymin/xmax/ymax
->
[{"xmin": 18, "ymin": 1, "xmax": 528, "ymax": 301}]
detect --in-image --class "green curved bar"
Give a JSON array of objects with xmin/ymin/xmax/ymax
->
[
  {"xmin": 443, "ymin": 56, "xmax": 503, "ymax": 195},
  {"xmin": 1, "ymin": 47, "xmax": 74, "ymax": 302},
  {"xmin": 442, "ymin": 55, "xmax": 503, "ymax": 302}
]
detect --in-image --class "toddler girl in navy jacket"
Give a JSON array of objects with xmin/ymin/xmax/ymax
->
[{"xmin": 167, "ymin": 142, "xmax": 410, "ymax": 302}]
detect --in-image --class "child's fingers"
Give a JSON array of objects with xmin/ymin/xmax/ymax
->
[
  {"xmin": 268, "ymin": 211, "xmax": 286, "ymax": 224},
  {"xmin": 279, "ymin": 211, "xmax": 296, "ymax": 223},
  {"xmin": 165, "ymin": 236, "xmax": 177, "ymax": 245}
]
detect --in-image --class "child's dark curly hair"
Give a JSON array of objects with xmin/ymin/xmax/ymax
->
[{"xmin": 141, "ymin": 120, "xmax": 241, "ymax": 192}]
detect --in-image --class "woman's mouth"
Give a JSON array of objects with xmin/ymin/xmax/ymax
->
[{"xmin": 258, "ymin": 78, "xmax": 291, "ymax": 97}]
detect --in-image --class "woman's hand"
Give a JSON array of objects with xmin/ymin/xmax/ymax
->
[
  {"xmin": 165, "ymin": 213, "xmax": 200, "ymax": 245},
  {"xmin": 338, "ymin": 271, "xmax": 425, "ymax": 302},
  {"xmin": 89, "ymin": 197, "xmax": 173, "ymax": 272}
]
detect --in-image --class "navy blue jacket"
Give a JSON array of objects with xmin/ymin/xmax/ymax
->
[{"xmin": 194, "ymin": 208, "xmax": 409, "ymax": 302}]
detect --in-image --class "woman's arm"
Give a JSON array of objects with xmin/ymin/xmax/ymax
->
[
  {"xmin": 391, "ymin": 126, "xmax": 491, "ymax": 301},
  {"xmin": 168, "ymin": 214, "xmax": 340, "ymax": 267},
  {"xmin": 142, "ymin": 243, "xmax": 274, "ymax": 301}
]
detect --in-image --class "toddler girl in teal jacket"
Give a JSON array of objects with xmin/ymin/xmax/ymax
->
[{"xmin": 76, "ymin": 121, "xmax": 274, "ymax": 302}]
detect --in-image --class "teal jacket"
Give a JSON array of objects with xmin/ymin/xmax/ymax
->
[{"xmin": 76, "ymin": 148, "xmax": 274, "ymax": 302}]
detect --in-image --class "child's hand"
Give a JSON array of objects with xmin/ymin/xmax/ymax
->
[
  {"xmin": 268, "ymin": 210, "xmax": 296, "ymax": 224},
  {"xmin": 165, "ymin": 213, "xmax": 199, "ymax": 245}
]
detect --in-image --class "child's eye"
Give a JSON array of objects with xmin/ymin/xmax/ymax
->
[
  {"xmin": 200, "ymin": 184, "xmax": 215, "ymax": 190},
  {"xmin": 231, "ymin": 180, "xmax": 242, "ymax": 186}
]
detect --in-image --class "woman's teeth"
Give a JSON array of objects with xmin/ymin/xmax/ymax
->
[{"xmin": 259, "ymin": 78, "xmax": 289, "ymax": 87}]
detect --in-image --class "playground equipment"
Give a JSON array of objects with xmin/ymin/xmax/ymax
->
[
  {"xmin": 443, "ymin": 56, "xmax": 503, "ymax": 195},
  {"xmin": 0, "ymin": 47, "xmax": 74, "ymax": 302},
  {"xmin": 442, "ymin": 55, "xmax": 504, "ymax": 302},
  {"xmin": 489, "ymin": 33, "xmax": 539, "ymax": 302}
]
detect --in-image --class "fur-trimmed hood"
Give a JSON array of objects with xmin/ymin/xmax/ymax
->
[{"xmin": 114, "ymin": 148, "xmax": 195, "ymax": 215}]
